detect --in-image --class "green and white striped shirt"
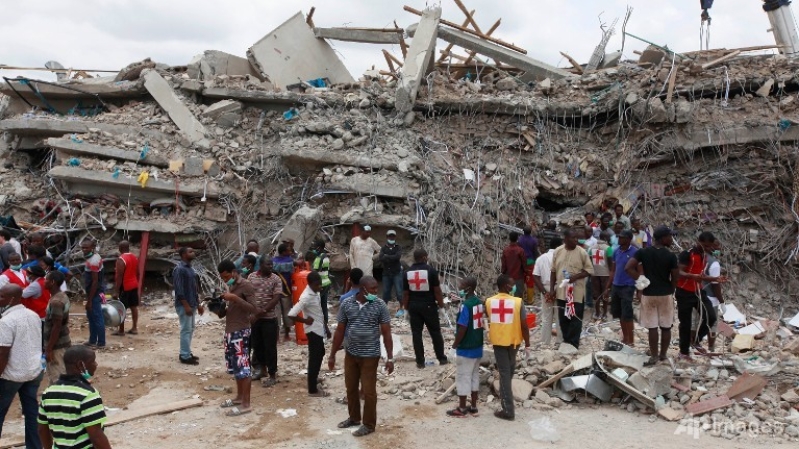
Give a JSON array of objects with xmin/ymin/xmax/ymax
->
[{"xmin": 38, "ymin": 375, "xmax": 107, "ymax": 449}]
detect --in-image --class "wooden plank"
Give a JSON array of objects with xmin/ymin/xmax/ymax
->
[
  {"xmin": 701, "ymin": 50, "xmax": 741, "ymax": 70},
  {"xmin": 726, "ymin": 373, "xmax": 767, "ymax": 402},
  {"xmin": 684, "ymin": 44, "xmax": 782, "ymax": 55},
  {"xmin": 0, "ymin": 399, "xmax": 203, "ymax": 449},
  {"xmin": 437, "ymin": 14, "xmax": 474, "ymax": 63},
  {"xmin": 305, "ymin": 6, "xmax": 316, "ymax": 27},
  {"xmin": 383, "ymin": 50, "xmax": 397, "ymax": 72},
  {"xmin": 559, "ymin": 51, "xmax": 584, "ymax": 74},
  {"xmin": 461, "ymin": 19, "xmax": 502, "ymax": 66},
  {"xmin": 404, "ymin": 5, "xmax": 527, "ymax": 54},
  {"xmin": 536, "ymin": 365, "xmax": 575, "ymax": 389},
  {"xmin": 685, "ymin": 395, "xmax": 733, "ymax": 416},
  {"xmin": 394, "ymin": 20, "xmax": 408, "ymax": 58},
  {"xmin": 665, "ymin": 65, "xmax": 678, "ymax": 104},
  {"xmin": 454, "ymin": 0, "xmax": 483, "ymax": 35}
]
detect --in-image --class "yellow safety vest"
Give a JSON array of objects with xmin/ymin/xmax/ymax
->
[{"xmin": 485, "ymin": 293, "xmax": 523, "ymax": 347}]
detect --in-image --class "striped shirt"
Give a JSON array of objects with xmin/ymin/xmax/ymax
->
[
  {"xmin": 336, "ymin": 297, "xmax": 390, "ymax": 358},
  {"xmin": 248, "ymin": 271, "xmax": 284, "ymax": 320},
  {"xmin": 38, "ymin": 375, "xmax": 107, "ymax": 449}
]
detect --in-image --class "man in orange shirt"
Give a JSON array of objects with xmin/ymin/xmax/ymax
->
[{"xmin": 114, "ymin": 241, "xmax": 140, "ymax": 336}]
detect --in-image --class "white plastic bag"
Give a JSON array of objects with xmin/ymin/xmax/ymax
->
[{"xmin": 528, "ymin": 416, "xmax": 560, "ymax": 442}]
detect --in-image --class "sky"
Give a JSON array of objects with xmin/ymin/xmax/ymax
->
[{"xmin": 0, "ymin": 0, "xmax": 780, "ymax": 82}]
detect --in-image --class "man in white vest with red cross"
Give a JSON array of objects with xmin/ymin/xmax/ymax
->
[
  {"xmin": 485, "ymin": 274, "xmax": 530, "ymax": 421},
  {"xmin": 402, "ymin": 249, "xmax": 447, "ymax": 369}
]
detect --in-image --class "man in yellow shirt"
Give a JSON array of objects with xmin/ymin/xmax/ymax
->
[{"xmin": 485, "ymin": 275, "xmax": 530, "ymax": 421}]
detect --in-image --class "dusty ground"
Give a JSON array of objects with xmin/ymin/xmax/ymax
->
[{"xmin": 1, "ymin": 294, "xmax": 786, "ymax": 448}]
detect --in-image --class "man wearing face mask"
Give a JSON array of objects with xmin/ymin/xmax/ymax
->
[
  {"xmin": 378, "ymin": 230, "xmax": 403, "ymax": 317},
  {"xmin": 328, "ymin": 276, "xmax": 393, "ymax": 438},
  {"xmin": 485, "ymin": 275, "xmax": 530, "ymax": 421},
  {"xmin": 547, "ymin": 228, "xmax": 594, "ymax": 349},
  {"xmin": 0, "ymin": 284, "xmax": 43, "ymax": 449},
  {"xmin": 38, "ymin": 345, "xmax": 112, "ymax": 449},
  {"xmin": 217, "ymin": 260, "xmax": 257, "ymax": 417},
  {"xmin": 0, "ymin": 253, "xmax": 28, "ymax": 289},
  {"xmin": 239, "ymin": 254, "xmax": 257, "ymax": 279},
  {"xmin": 402, "ymin": 249, "xmax": 447, "ymax": 369}
]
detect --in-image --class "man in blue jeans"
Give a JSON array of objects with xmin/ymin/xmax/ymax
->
[
  {"xmin": 606, "ymin": 230, "xmax": 638, "ymax": 346},
  {"xmin": 81, "ymin": 239, "xmax": 106, "ymax": 348},
  {"xmin": 173, "ymin": 247, "xmax": 204, "ymax": 365},
  {"xmin": 378, "ymin": 230, "xmax": 403, "ymax": 317},
  {"xmin": 0, "ymin": 284, "xmax": 44, "ymax": 449}
]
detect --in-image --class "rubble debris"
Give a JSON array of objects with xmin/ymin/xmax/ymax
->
[
  {"xmin": 201, "ymin": 100, "xmax": 242, "ymax": 128},
  {"xmin": 492, "ymin": 378, "xmax": 534, "ymax": 402},
  {"xmin": 142, "ymin": 69, "xmax": 209, "ymax": 148},
  {"xmin": 115, "ymin": 58, "xmax": 156, "ymax": 82},
  {"xmin": 48, "ymin": 166, "xmax": 218, "ymax": 200},
  {"xmin": 725, "ymin": 373, "xmax": 768, "ymax": 402},
  {"xmin": 732, "ymin": 333, "xmax": 755, "ymax": 353},
  {"xmin": 46, "ymin": 138, "xmax": 168, "ymax": 168},
  {"xmin": 396, "ymin": 6, "xmax": 441, "ymax": 113},
  {"xmin": 626, "ymin": 365, "xmax": 672, "ymax": 399},
  {"xmin": 684, "ymin": 395, "xmax": 734, "ymax": 416},
  {"xmin": 187, "ymin": 50, "xmax": 264, "ymax": 81},
  {"xmin": 247, "ymin": 11, "xmax": 355, "ymax": 88},
  {"xmin": 558, "ymin": 374, "xmax": 613, "ymax": 402},
  {"xmin": 279, "ymin": 206, "xmax": 322, "ymax": 253}
]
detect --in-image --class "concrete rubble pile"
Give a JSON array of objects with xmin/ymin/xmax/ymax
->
[{"xmin": 0, "ymin": 2, "xmax": 798, "ymax": 435}]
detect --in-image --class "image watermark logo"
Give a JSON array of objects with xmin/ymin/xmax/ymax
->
[{"xmin": 674, "ymin": 415, "xmax": 786, "ymax": 439}]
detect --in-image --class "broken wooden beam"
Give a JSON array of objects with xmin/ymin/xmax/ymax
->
[
  {"xmin": 559, "ymin": 51, "xmax": 584, "ymax": 74},
  {"xmin": 684, "ymin": 395, "xmax": 734, "ymax": 416},
  {"xmin": 404, "ymin": 5, "xmax": 527, "ymax": 55},
  {"xmin": 701, "ymin": 50, "xmax": 741, "ymax": 70},
  {"xmin": 726, "ymin": 373, "xmax": 767, "ymax": 402}
]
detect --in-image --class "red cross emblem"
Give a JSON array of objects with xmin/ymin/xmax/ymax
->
[
  {"xmin": 472, "ymin": 305, "xmax": 484, "ymax": 328},
  {"xmin": 490, "ymin": 299, "xmax": 514, "ymax": 323},
  {"xmin": 592, "ymin": 248, "xmax": 605, "ymax": 265},
  {"xmin": 407, "ymin": 270, "xmax": 429, "ymax": 291}
]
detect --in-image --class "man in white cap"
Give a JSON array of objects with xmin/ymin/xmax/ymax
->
[{"xmin": 349, "ymin": 224, "xmax": 381, "ymax": 278}]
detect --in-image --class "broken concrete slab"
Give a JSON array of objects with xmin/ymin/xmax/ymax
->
[
  {"xmin": 314, "ymin": 27, "xmax": 402, "ymax": 44},
  {"xmin": 247, "ymin": 12, "xmax": 355, "ymax": 88},
  {"xmin": 600, "ymin": 51, "xmax": 623, "ymax": 69},
  {"xmin": 115, "ymin": 219, "xmax": 219, "ymax": 233},
  {"xmin": 0, "ymin": 78, "xmax": 146, "ymax": 100},
  {"xmin": 732, "ymin": 333, "xmax": 755, "ymax": 353},
  {"xmin": 279, "ymin": 146, "xmax": 420, "ymax": 173},
  {"xmin": 626, "ymin": 366, "xmax": 672, "ymax": 399},
  {"xmin": 434, "ymin": 26, "xmax": 571, "ymax": 81},
  {"xmin": 326, "ymin": 173, "xmax": 419, "ymax": 199},
  {"xmin": 0, "ymin": 119, "xmax": 169, "ymax": 141},
  {"xmin": 46, "ymin": 138, "xmax": 168, "ymax": 167},
  {"xmin": 595, "ymin": 351, "xmax": 648, "ymax": 371},
  {"xmin": 557, "ymin": 343, "xmax": 578, "ymax": 355},
  {"xmin": 396, "ymin": 7, "xmax": 441, "ymax": 113},
  {"xmin": 492, "ymin": 379, "xmax": 534, "ymax": 401},
  {"xmin": 48, "ymin": 166, "xmax": 218, "ymax": 200},
  {"xmin": 142, "ymin": 69, "xmax": 209, "ymax": 148},
  {"xmin": 202, "ymin": 100, "xmax": 242, "ymax": 119},
  {"xmin": 658, "ymin": 406, "xmax": 684, "ymax": 421},
  {"xmin": 279, "ymin": 206, "xmax": 321, "ymax": 253},
  {"xmin": 187, "ymin": 50, "xmax": 264, "ymax": 81}
]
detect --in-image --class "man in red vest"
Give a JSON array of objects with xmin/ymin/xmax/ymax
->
[
  {"xmin": 0, "ymin": 253, "xmax": 28, "ymax": 289},
  {"xmin": 21, "ymin": 266, "xmax": 49, "ymax": 319},
  {"xmin": 114, "ymin": 240, "xmax": 140, "ymax": 335}
]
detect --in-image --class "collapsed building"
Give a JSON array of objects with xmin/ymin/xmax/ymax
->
[{"xmin": 1, "ymin": 0, "xmax": 799, "ymax": 441}]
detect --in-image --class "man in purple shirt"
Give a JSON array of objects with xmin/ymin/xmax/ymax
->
[
  {"xmin": 518, "ymin": 227, "xmax": 539, "ymax": 303},
  {"xmin": 606, "ymin": 230, "xmax": 638, "ymax": 346}
]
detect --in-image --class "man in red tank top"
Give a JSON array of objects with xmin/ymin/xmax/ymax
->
[
  {"xmin": 0, "ymin": 253, "xmax": 28, "ymax": 289},
  {"xmin": 21, "ymin": 265, "xmax": 49, "ymax": 318},
  {"xmin": 114, "ymin": 241, "xmax": 140, "ymax": 335}
]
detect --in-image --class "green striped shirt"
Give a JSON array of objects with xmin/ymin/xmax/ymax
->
[{"xmin": 38, "ymin": 375, "xmax": 107, "ymax": 449}]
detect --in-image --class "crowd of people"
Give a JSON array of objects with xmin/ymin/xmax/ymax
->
[{"xmin": 0, "ymin": 206, "xmax": 730, "ymax": 445}]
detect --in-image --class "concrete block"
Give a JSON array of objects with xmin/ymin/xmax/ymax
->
[
  {"xmin": 626, "ymin": 366, "xmax": 672, "ymax": 399},
  {"xmin": 492, "ymin": 379, "xmax": 534, "ymax": 402},
  {"xmin": 280, "ymin": 206, "xmax": 321, "ymax": 253},
  {"xmin": 202, "ymin": 100, "xmax": 242, "ymax": 119},
  {"xmin": 396, "ymin": 7, "xmax": 440, "ymax": 113},
  {"xmin": 46, "ymin": 138, "xmax": 168, "ymax": 167},
  {"xmin": 184, "ymin": 157, "xmax": 204, "ymax": 176},
  {"xmin": 314, "ymin": 27, "xmax": 402, "ymax": 44},
  {"xmin": 600, "ymin": 51, "xmax": 623, "ymax": 69},
  {"xmin": 142, "ymin": 69, "xmax": 208, "ymax": 148},
  {"xmin": 435, "ymin": 26, "xmax": 571, "ymax": 82},
  {"xmin": 279, "ymin": 146, "xmax": 420, "ymax": 173},
  {"xmin": 247, "ymin": 12, "xmax": 354, "ymax": 88},
  {"xmin": 187, "ymin": 50, "xmax": 264, "ymax": 81},
  {"xmin": 326, "ymin": 173, "xmax": 418, "ymax": 199},
  {"xmin": 48, "ymin": 166, "xmax": 218, "ymax": 201}
]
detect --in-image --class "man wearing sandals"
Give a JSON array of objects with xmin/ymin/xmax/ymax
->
[
  {"xmin": 217, "ymin": 260, "xmax": 257, "ymax": 417},
  {"xmin": 328, "ymin": 276, "xmax": 393, "ymax": 437},
  {"xmin": 625, "ymin": 226, "xmax": 679, "ymax": 365},
  {"xmin": 113, "ymin": 241, "xmax": 139, "ymax": 336},
  {"xmin": 446, "ymin": 277, "xmax": 483, "ymax": 418},
  {"xmin": 288, "ymin": 271, "xmax": 331, "ymax": 397}
]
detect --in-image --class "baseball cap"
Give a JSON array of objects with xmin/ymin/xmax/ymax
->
[
  {"xmin": 653, "ymin": 226, "xmax": 675, "ymax": 240},
  {"xmin": 362, "ymin": 225, "xmax": 372, "ymax": 231},
  {"xmin": 26, "ymin": 265, "xmax": 46, "ymax": 277},
  {"xmin": 386, "ymin": 229, "xmax": 397, "ymax": 236}
]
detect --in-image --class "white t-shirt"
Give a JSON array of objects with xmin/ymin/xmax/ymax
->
[
  {"xmin": 533, "ymin": 249, "xmax": 555, "ymax": 292},
  {"xmin": 0, "ymin": 305, "xmax": 43, "ymax": 382},
  {"xmin": 706, "ymin": 261, "xmax": 721, "ymax": 307}
]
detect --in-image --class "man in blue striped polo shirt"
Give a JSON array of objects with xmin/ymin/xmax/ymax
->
[{"xmin": 38, "ymin": 345, "xmax": 111, "ymax": 449}]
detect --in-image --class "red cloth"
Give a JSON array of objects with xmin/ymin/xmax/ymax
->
[
  {"xmin": 677, "ymin": 248, "xmax": 705, "ymax": 293},
  {"xmin": 119, "ymin": 252, "xmax": 140, "ymax": 291},
  {"xmin": 501, "ymin": 244, "xmax": 526, "ymax": 280},
  {"xmin": 2, "ymin": 269, "xmax": 28, "ymax": 288}
]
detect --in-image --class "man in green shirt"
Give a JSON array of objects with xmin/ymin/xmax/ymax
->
[{"xmin": 446, "ymin": 277, "xmax": 484, "ymax": 418}]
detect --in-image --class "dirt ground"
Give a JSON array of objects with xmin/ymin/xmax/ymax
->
[{"xmin": 1, "ymin": 295, "xmax": 785, "ymax": 449}]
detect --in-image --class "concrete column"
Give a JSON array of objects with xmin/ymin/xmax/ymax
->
[
  {"xmin": 763, "ymin": 0, "xmax": 799, "ymax": 57},
  {"xmin": 396, "ymin": 6, "xmax": 441, "ymax": 113}
]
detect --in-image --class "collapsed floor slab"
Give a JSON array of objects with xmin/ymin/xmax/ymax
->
[
  {"xmin": 313, "ymin": 27, "xmax": 403, "ymax": 44},
  {"xmin": 47, "ymin": 138, "xmax": 169, "ymax": 167},
  {"xmin": 325, "ymin": 173, "xmax": 418, "ymax": 199},
  {"xmin": 142, "ymin": 69, "xmax": 209, "ymax": 148},
  {"xmin": 0, "ymin": 118, "xmax": 169, "ymax": 140}
]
